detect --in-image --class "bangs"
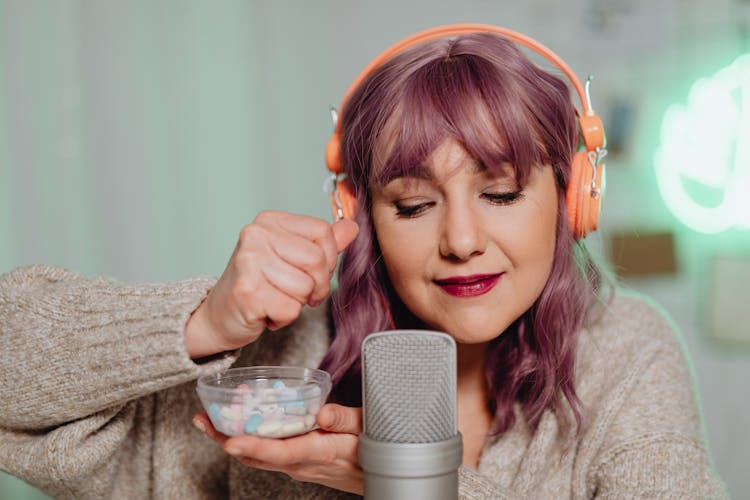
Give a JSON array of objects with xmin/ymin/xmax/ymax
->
[{"xmin": 372, "ymin": 54, "xmax": 548, "ymax": 187}]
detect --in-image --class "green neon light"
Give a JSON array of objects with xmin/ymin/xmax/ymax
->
[{"xmin": 654, "ymin": 53, "xmax": 750, "ymax": 234}]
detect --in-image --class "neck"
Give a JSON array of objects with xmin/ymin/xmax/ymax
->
[
  {"xmin": 456, "ymin": 341, "xmax": 492, "ymax": 469},
  {"xmin": 456, "ymin": 341, "xmax": 489, "ymax": 395}
]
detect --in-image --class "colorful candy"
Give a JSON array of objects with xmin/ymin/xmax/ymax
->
[{"xmin": 207, "ymin": 380, "xmax": 323, "ymax": 438}]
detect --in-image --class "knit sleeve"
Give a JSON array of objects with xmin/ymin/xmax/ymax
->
[
  {"xmin": 588, "ymin": 306, "xmax": 728, "ymax": 499},
  {"xmin": 0, "ymin": 264, "xmax": 238, "ymax": 430},
  {"xmin": 458, "ymin": 466, "xmax": 521, "ymax": 499}
]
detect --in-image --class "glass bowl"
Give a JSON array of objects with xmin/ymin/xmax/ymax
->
[{"xmin": 196, "ymin": 366, "xmax": 331, "ymax": 438}]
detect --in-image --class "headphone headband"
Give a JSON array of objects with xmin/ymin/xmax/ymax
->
[
  {"xmin": 338, "ymin": 24, "xmax": 591, "ymax": 123},
  {"xmin": 324, "ymin": 23, "xmax": 607, "ymax": 238}
]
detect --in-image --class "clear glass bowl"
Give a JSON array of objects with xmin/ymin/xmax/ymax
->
[{"xmin": 196, "ymin": 366, "xmax": 332, "ymax": 438}]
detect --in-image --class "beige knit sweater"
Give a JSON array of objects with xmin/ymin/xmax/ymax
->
[{"xmin": 0, "ymin": 265, "xmax": 726, "ymax": 499}]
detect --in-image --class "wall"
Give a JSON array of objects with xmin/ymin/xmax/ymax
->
[{"xmin": 1, "ymin": 0, "xmax": 748, "ymax": 497}]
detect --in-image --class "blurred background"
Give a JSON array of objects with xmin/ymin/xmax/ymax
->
[{"xmin": 1, "ymin": 0, "xmax": 748, "ymax": 498}]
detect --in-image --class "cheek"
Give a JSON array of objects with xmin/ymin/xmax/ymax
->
[
  {"xmin": 528, "ymin": 170, "xmax": 560, "ymax": 249},
  {"xmin": 372, "ymin": 212, "xmax": 417, "ymax": 283},
  {"xmin": 372, "ymin": 210, "xmax": 437, "ymax": 303},
  {"xmin": 524, "ymin": 190, "xmax": 560, "ymax": 288},
  {"xmin": 497, "ymin": 183, "xmax": 559, "ymax": 291},
  {"xmin": 377, "ymin": 226, "xmax": 424, "ymax": 283},
  {"xmin": 535, "ymin": 198, "xmax": 559, "ymax": 258}
]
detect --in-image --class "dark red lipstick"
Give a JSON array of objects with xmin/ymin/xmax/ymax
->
[{"xmin": 434, "ymin": 273, "xmax": 502, "ymax": 297}]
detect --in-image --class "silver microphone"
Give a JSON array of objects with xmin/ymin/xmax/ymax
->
[{"xmin": 359, "ymin": 330, "xmax": 463, "ymax": 500}]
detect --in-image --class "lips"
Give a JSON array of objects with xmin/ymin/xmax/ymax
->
[{"xmin": 434, "ymin": 273, "xmax": 502, "ymax": 297}]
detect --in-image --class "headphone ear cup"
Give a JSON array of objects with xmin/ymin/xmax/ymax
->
[
  {"xmin": 329, "ymin": 177, "xmax": 357, "ymax": 220},
  {"xmin": 326, "ymin": 130, "xmax": 356, "ymax": 220},
  {"xmin": 565, "ymin": 152, "xmax": 601, "ymax": 239},
  {"xmin": 326, "ymin": 133, "xmax": 343, "ymax": 174}
]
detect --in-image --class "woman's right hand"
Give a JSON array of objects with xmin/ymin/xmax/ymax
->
[{"xmin": 184, "ymin": 211, "xmax": 359, "ymax": 358}]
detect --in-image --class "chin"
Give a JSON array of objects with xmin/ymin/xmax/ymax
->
[{"xmin": 435, "ymin": 317, "xmax": 509, "ymax": 345}]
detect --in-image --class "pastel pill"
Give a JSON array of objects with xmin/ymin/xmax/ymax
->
[
  {"xmin": 262, "ymin": 407, "xmax": 284, "ymax": 420},
  {"xmin": 306, "ymin": 400, "xmax": 321, "ymax": 414},
  {"xmin": 208, "ymin": 403, "xmax": 222, "ymax": 421},
  {"xmin": 257, "ymin": 420, "xmax": 283, "ymax": 438},
  {"xmin": 278, "ymin": 387, "xmax": 299, "ymax": 400},
  {"xmin": 304, "ymin": 414, "xmax": 316, "ymax": 429},
  {"xmin": 242, "ymin": 397, "xmax": 259, "ymax": 411},
  {"xmin": 284, "ymin": 404, "xmax": 307, "ymax": 416},
  {"xmin": 280, "ymin": 419, "xmax": 306, "ymax": 437},
  {"xmin": 220, "ymin": 406, "xmax": 242, "ymax": 420},
  {"xmin": 244, "ymin": 413, "xmax": 263, "ymax": 434},
  {"xmin": 229, "ymin": 420, "xmax": 244, "ymax": 436}
]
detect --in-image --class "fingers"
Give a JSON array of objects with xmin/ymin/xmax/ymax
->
[
  {"xmin": 192, "ymin": 413, "xmax": 228, "ymax": 445},
  {"xmin": 243, "ymin": 283, "xmax": 303, "ymax": 331},
  {"xmin": 317, "ymin": 404, "xmax": 363, "ymax": 435},
  {"xmin": 227, "ymin": 256, "xmax": 304, "ymax": 331},
  {"xmin": 263, "ymin": 239, "xmax": 332, "ymax": 307},
  {"xmin": 242, "ymin": 212, "xmax": 359, "ymax": 307},
  {"xmin": 224, "ymin": 431, "xmax": 364, "ymax": 494},
  {"xmin": 264, "ymin": 212, "xmax": 340, "ymax": 273},
  {"xmin": 193, "ymin": 410, "xmax": 365, "ymax": 494},
  {"xmin": 331, "ymin": 219, "xmax": 359, "ymax": 254},
  {"xmin": 199, "ymin": 211, "xmax": 359, "ymax": 352},
  {"xmin": 225, "ymin": 433, "xmax": 312, "ymax": 465},
  {"xmin": 250, "ymin": 249, "xmax": 318, "ymax": 305}
]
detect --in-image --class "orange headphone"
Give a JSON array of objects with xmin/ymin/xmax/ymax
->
[{"xmin": 324, "ymin": 23, "xmax": 606, "ymax": 239}]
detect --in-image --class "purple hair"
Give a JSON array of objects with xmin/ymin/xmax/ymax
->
[{"xmin": 318, "ymin": 33, "xmax": 605, "ymax": 436}]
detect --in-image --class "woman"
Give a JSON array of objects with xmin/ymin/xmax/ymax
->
[{"xmin": 0, "ymin": 27, "xmax": 725, "ymax": 499}]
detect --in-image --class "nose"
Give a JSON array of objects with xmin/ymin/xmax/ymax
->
[{"xmin": 438, "ymin": 199, "xmax": 487, "ymax": 261}]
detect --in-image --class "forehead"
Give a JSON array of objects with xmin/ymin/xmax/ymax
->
[
  {"xmin": 377, "ymin": 139, "xmax": 516, "ymax": 187},
  {"xmin": 369, "ymin": 103, "xmax": 530, "ymax": 191}
]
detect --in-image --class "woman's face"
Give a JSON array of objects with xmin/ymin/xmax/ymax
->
[{"xmin": 371, "ymin": 139, "xmax": 559, "ymax": 344}]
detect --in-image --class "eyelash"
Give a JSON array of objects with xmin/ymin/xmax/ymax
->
[
  {"xmin": 393, "ymin": 191, "xmax": 523, "ymax": 218},
  {"xmin": 394, "ymin": 201, "xmax": 434, "ymax": 218},
  {"xmin": 482, "ymin": 191, "xmax": 524, "ymax": 205}
]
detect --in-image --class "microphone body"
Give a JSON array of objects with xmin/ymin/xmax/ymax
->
[{"xmin": 359, "ymin": 330, "xmax": 463, "ymax": 500}]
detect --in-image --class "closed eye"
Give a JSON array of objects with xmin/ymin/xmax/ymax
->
[
  {"xmin": 394, "ymin": 201, "xmax": 435, "ymax": 218},
  {"xmin": 482, "ymin": 191, "xmax": 524, "ymax": 205}
]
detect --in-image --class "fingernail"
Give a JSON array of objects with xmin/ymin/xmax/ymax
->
[
  {"xmin": 225, "ymin": 446, "xmax": 242, "ymax": 456},
  {"xmin": 193, "ymin": 418, "xmax": 206, "ymax": 433}
]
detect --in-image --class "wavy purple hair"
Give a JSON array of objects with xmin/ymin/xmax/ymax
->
[{"xmin": 318, "ymin": 33, "xmax": 605, "ymax": 436}]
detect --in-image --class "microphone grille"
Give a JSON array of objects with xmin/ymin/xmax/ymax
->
[{"xmin": 361, "ymin": 330, "xmax": 457, "ymax": 443}]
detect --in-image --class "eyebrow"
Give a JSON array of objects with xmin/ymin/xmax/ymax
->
[{"xmin": 382, "ymin": 159, "xmax": 488, "ymax": 184}]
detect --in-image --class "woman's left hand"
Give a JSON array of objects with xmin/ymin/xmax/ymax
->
[{"xmin": 192, "ymin": 403, "xmax": 364, "ymax": 495}]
